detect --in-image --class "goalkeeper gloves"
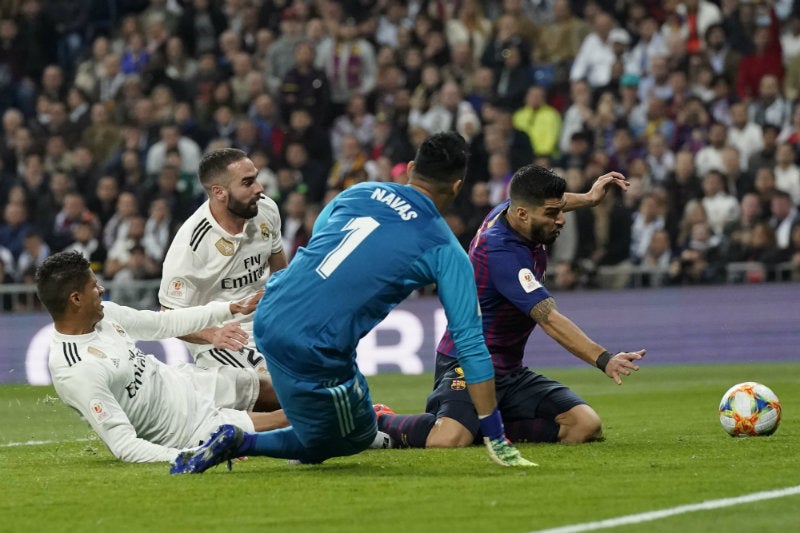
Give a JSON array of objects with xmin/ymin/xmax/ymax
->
[{"xmin": 478, "ymin": 407, "xmax": 537, "ymax": 467}]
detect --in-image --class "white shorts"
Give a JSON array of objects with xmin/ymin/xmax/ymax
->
[
  {"xmin": 194, "ymin": 346, "xmax": 268, "ymax": 373},
  {"xmin": 185, "ymin": 364, "xmax": 260, "ymax": 411},
  {"xmin": 187, "ymin": 408, "xmax": 255, "ymax": 447}
]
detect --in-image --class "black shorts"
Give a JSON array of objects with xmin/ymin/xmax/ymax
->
[{"xmin": 425, "ymin": 352, "xmax": 587, "ymax": 440}]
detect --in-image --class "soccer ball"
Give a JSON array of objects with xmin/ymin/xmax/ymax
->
[{"xmin": 718, "ymin": 382, "xmax": 781, "ymax": 437}]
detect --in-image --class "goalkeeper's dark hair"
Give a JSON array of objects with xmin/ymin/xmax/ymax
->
[
  {"xmin": 508, "ymin": 165, "xmax": 566, "ymax": 207},
  {"xmin": 198, "ymin": 148, "xmax": 248, "ymax": 190},
  {"xmin": 410, "ymin": 132, "xmax": 469, "ymax": 186},
  {"xmin": 35, "ymin": 251, "xmax": 92, "ymax": 320}
]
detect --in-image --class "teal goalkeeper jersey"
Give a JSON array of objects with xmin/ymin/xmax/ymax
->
[{"xmin": 253, "ymin": 181, "xmax": 492, "ymax": 384}]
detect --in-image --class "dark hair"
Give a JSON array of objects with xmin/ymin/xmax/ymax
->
[
  {"xmin": 35, "ymin": 251, "xmax": 92, "ymax": 319},
  {"xmin": 411, "ymin": 131, "xmax": 468, "ymax": 185},
  {"xmin": 198, "ymin": 148, "xmax": 248, "ymax": 189},
  {"xmin": 508, "ymin": 165, "xmax": 566, "ymax": 207}
]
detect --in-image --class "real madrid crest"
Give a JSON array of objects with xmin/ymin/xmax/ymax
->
[
  {"xmin": 215, "ymin": 237, "xmax": 235, "ymax": 256},
  {"xmin": 259, "ymin": 223, "xmax": 270, "ymax": 240}
]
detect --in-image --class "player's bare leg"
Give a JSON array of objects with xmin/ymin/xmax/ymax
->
[
  {"xmin": 425, "ymin": 416, "xmax": 474, "ymax": 448},
  {"xmin": 253, "ymin": 374, "xmax": 281, "ymax": 411},
  {"xmin": 248, "ymin": 409, "xmax": 290, "ymax": 431},
  {"xmin": 555, "ymin": 404, "xmax": 603, "ymax": 443}
]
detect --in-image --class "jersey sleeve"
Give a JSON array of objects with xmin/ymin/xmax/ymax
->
[
  {"xmin": 263, "ymin": 197, "xmax": 284, "ymax": 255},
  {"xmin": 158, "ymin": 239, "xmax": 203, "ymax": 310},
  {"xmin": 103, "ymin": 301, "xmax": 233, "ymax": 341},
  {"xmin": 53, "ymin": 361, "xmax": 180, "ymax": 463},
  {"xmin": 422, "ymin": 243, "xmax": 494, "ymax": 384},
  {"xmin": 487, "ymin": 243, "xmax": 551, "ymax": 316}
]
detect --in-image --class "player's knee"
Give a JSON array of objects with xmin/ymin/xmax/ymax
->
[
  {"xmin": 425, "ymin": 427, "xmax": 473, "ymax": 448},
  {"xmin": 558, "ymin": 405, "xmax": 603, "ymax": 444}
]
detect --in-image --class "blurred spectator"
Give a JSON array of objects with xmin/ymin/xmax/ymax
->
[
  {"xmin": 676, "ymin": 0, "xmax": 723, "ymax": 56},
  {"xmin": 700, "ymin": 169, "xmax": 740, "ymax": 236},
  {"xmin": 748, "ymin": 123, "xmax": 781, "ymax": 174},
  {"xmin": 80, "ymin": 102, "xmax": 123, "ymax": 165},
  {"xmin": 630, "ymin": 192, "xmax": 666, "ymax": 265},
  {"xmin": 111, "ymin": 244, "xmax": 158, "ymax": 310},
  {"xmin": 753, "ymin": 165, "xmax": 779, "ymax": 215},
  {"xmin": 62, "ymin": 218, "xmax": 105, "ymax": 272},
  {"xmin": 410, "ymin": 80, "xmax": 478, "ymax": 135},
  {"xmin": 494, "ymin": 38, "xmax": 534, "ymax": 109},
  {"xmin": 736, "ymin": 9, "xmax": 784, "ymax": 101},
  {"xmin": 645, "ymin": 131, "xmax": 675, "ymax": 185},
  {"xmin": 281, "ymin": 190, "xmax": 307, "ymax": 262},
  {"xmin": 49, "ymin": 191, "xmax": 99, "ymax": 252},
  {"xmin": 279, "ymin": 39, "xmax": 331, "ymax": 125},
  {"xmin": 664, "ymin": 149, "xmax": 703, "ymax": 245},
  {"xmin": 284, "ymin": 141, "xmax": 327, "ymax": 204},
  {"xmin": 480, "ymin": 13, "xmax": 525, "ymax": 76},
  {"xmin": 284, "ymin": 107, "xmax": 333, "ymax": 171},
  {"xmin": 316, "ymin": 16, "xmax": 377, "ymax": 114},
  {"xmin": 103, "ymin": 215, "xmax": 156, "ymax": 280},
  {"xmin": 640, "ymin": 228, "xmax": 673, "ymax": 286},
  {"xmin": 768, "ymin": 190, "xmax": 799, "ymax": 249},
  {"xmin": 267, "ymin": 7, "xmax": 307, "ymax": 91},
  {"xmin": 175, "ymin": 0, "xmax": 228, "ymax": 57},
  {"xmin": 331, "ymin": 94, "xmax": 376, "ymax": 155},
  {"xmin": 720, "ymin": 145, "xmax": 752, "ymax": 200},
  {"xmin": 722, "ymin": 192, "xmax": 766, "ymax": 263},
  {"xmin": 445, "ymin": 0, "xmax": 491, "ymax": 64},
  {"xmin": 512, "ymin": 85, "xmax": 561, "ymax": 160},
  {"xmin": 774, "ymin": 142, "xmax": 800, "ymax": 204},
  {"xmin": 749, "ymin": 74, "xmax": 792, "ymax": 129},
  {"xmin": 141, "ymin": 196, "xmax": 173, "ymax": 263},
  {"xmin": 145, "ymin": 123, "xmax": 202, "ymax": 179},
  {"xmin": 728, "ymin": 101, "xmax": 764, "ymax": 168},
  {"xmin": 534, "ymin": 0, "xmax": 590, "ymax": 92},
  {"xmin": 570, "ymin": 11, "xmax": 617, "ymax": 91},
  {"xmin": 695, "ymin": 121, "xmax": 728, "ymax": 177},
  {"xmin": 0, "ymin": 202, "xmax": 33, "ymax": 260},
  {"xmin": 15, "ymin": 230, "xmax": 49, "ymax": 282},
  {"xmin": 668, "ymin": 219, "xmax": 724, "ymax": 285}
]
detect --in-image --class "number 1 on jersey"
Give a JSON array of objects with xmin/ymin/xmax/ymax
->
[{"xmin": 316, "ymin": 216, "xmax": 380, "ymax": 279}]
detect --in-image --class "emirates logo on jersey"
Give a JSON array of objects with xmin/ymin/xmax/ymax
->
[
  {"xmin": 215, "ymin": 238, "xmax": 235, "ymax": 256},
  {"xmin": 260, "ymin": 223, "xmax": 270, "ymax": 240}
]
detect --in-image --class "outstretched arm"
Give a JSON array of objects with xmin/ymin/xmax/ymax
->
[
  {"xmin": 563, "ymin": 172, "xmax": 629, "ymax": 212},
  {"xmin": 531, "ymin": 297, "xmax": 645, "ymax": 384}
]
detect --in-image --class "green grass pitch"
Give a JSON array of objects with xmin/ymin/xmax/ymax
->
[{"xmin": 1, "ymin": 363, "xmax": 798, "ymax": 533}]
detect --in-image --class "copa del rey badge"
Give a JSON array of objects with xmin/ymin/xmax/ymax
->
[
  {"xmin": 168, "ymin": 278, "xmax": 186, "ymax": 299},
  {"xmin": 518, "ymin": 268, "xmax": 541, "ymax": 293}
]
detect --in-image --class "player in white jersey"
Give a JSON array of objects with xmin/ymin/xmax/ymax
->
[
  {"xmin": 39, "ymin": 251, "xmax": 288, "ymax": 463},
  {"xmin": 159, "ymin": 148, "xmax": 287, "ymax": 410}
]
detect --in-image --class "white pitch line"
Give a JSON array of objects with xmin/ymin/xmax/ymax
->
[
  {"xmin": 530, "ymin": 485, "xmax": 800, "ymax": 533},
  {"xmin": 1, "ymin": 437, "xmax": 91, "ymax": 448}
]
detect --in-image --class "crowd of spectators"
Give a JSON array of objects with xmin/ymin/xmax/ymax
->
[{"xmin": 3, "ymin": 0, "xmax": 800, "ymax": 312}]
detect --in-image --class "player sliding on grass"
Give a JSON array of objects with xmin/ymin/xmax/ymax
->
[
  {"xmin": 170, "ymin": 132, "xmax": 535, "ymax": 474},
  {"xmin": 375, "ymin": 165, "xmax": 646, "ymax": 449},
  {"xmin": 37, "ymin": 251, "xmax": 288, "ymax": 463}
]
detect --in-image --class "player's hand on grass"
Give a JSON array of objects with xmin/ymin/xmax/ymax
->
[
  {"xmin": 211, "ymin": 322, "xmax": 249, "ymax": 351},
  {"xmin": 230, "ymin": 289, "xmax": 265, "ymax": 315},
  {"xmin": 604, "ymin": 349, "xmax": 646, "ymax": 385},
  {"xmin": 483, "ymin": 437, "xmax": 537, "ymax": 467}
]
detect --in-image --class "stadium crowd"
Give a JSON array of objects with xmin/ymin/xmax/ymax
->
[{"xmin": 3, "ymin": 0, "xmax": 800, "ymax": 313}]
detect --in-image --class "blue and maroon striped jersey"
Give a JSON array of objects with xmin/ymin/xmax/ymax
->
[{"xmin": 436, "ymin": 200, "xmax": 551, "ymax": 374}]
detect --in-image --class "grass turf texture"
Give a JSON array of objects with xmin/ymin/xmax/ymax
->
[{"xmin": 1, "ymin": 362, "xmax": 798, "ymax": 533}]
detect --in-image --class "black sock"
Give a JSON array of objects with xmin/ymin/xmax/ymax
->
[
  {"xmin": 503, "ymin": 418, "xmax": 560, "ymax": 443},
  {"xmin": 377, "ymin": 413, "xmax": 436, "ymax": 448}
]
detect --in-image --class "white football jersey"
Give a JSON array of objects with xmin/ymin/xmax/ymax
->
[
  {"xmin": 48, "ymin": 301, "xmax": 252, "ymax": 463},
  {"xmin": 159, "ymin": 198, "xmax": 283, "ymax": 369}
]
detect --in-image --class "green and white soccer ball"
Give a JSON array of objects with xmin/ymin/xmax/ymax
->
[{"xmin": 718, "ymin": 382, "xmax": 781, "ymax": 437}]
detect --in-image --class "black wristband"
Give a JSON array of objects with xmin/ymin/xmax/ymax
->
[{"xmin": 595, "ymin": 351, "xmax": 613, "ymax": 372}]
